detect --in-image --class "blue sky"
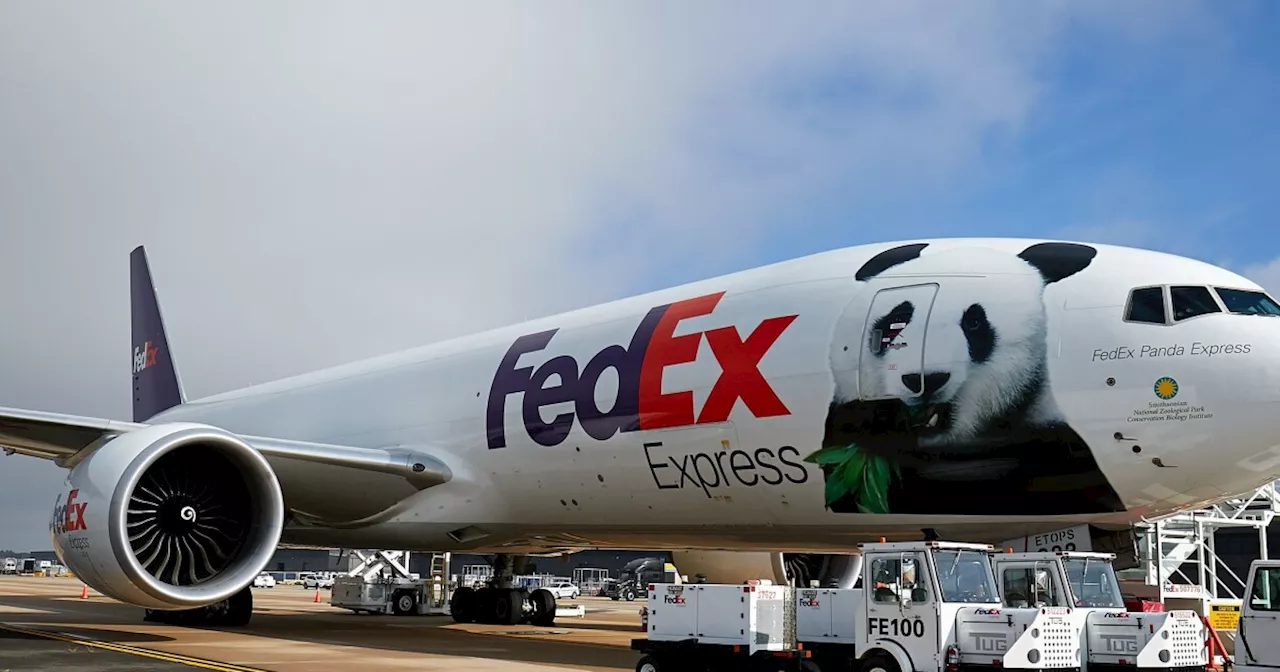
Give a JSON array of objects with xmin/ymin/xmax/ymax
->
[
  {"xmin": 1, "ymin": 2, "xmax": 1279, "ymax": 551},
  {"xmin": 605, "ymin": 1, "xmax": 1280, "ymax": 293}
]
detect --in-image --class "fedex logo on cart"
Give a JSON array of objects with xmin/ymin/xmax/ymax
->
[{"xmin": 486, "ymin": 291, "xmax": 798, "ymax": 449}]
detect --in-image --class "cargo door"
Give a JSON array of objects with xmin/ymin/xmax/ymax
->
[{"xmin": 859, "ymin": 284, "xmax": 939, "ymax": 401}]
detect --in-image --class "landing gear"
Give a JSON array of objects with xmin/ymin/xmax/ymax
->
[
  {"xmin": 142, "ymin": 585, "xmax": 253, "ymax": 627},
  {"xmin": 448, "ymin": 554, "xmax": 559, "ymax": 626}
]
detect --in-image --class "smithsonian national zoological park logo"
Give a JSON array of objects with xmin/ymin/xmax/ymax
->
[{"xmin": 1153, "ymin": 377, "xmax": 1179, "ymax": 400}]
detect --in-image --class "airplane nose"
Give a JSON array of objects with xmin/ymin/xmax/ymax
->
[{"xmin": 902, "ymin": 372, "xmax": 950, "ymax": 395}]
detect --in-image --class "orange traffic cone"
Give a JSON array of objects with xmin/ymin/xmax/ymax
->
[
  {"xmin": 80, "ymin": 585, "xmax": 88, "ymax": 599},
  {"xmin": 314, "ymin": 588, "xmax": 321, "ymax": 603}
]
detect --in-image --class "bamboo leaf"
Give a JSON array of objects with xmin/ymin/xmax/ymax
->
[
  {"xmin": 825, "ymin": 474, "xmax": 849, "ymax": 507},
  {"xmin": 804, "ymin": 443, "xmax": 858, "ymax": 465},
  {"xmin": 860, "ymin": 455, "xmax": 892, "ymax": 514}
]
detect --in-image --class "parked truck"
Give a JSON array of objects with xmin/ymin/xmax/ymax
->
[{"xmin": 609, "ymin": 557, "xmax": 682, "ymax": 602}]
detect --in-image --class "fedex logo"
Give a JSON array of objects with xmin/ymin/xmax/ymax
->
[
  {"xmin": 133, "ymin": 340, "xmax": 158, "ymax": 375},
  {"xmin": 486, "ymin": 291, "xmax": 798, "ymax": 448},
  {"xmin": 50, "ymin": 489, "xmax": 87, "ymax": 535}
]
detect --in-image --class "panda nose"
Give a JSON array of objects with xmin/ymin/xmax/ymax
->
[{"xmin": 901, "ymin": 372, "xmax": 951, "ymax": 396}]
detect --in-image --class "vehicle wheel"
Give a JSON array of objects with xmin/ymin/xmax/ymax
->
[
  {"xmin": 636, "ymin": 654, "xmax": 664, "ymax": 672},
  {"xmin": 450, "ymin": 587, "xmax": 476, "ymax": 623},
  {"xmin": 492, "ymin": 588, "xmax": 522, "ymax": 625},
  {"xmin": 623, "ymin": 588, "xmax": 636, "ymax": 601},
  {"xmin": 528, "ymin": 588, "xmax": 557, "ymax": 627},
  {"xmin": 392, "ymin": 590, "xmax": 416, "ymax": 616},
  {"xmin": 859, "ymin": 653, "xmax": 900, "ymax": 672}
]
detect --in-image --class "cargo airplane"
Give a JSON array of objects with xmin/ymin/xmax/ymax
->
[{"xmin": 5, "ymin": 238, "xmax": 1280, "ymax": 627}]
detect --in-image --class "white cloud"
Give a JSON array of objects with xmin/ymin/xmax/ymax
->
[
  {"xmin": 1242, "ymin": 257, "xmax": 1280, "ymax": 295},
  {"xmin": 0, "ymin": 1, "xmax": 1205, "ymax": 550}
]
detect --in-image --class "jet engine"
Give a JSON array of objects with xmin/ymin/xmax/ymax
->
[
  {"xmin": 50, "ymin": 422, "xmax": 284, "ymax": 611},
  {"xmin": 671, "ymin": 551, "xmax": 863, "ymax": 588}
]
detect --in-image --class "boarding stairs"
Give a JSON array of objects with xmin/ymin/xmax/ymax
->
[{"xmin": 1128, "ymin": 480, "xmax": 1280, "ymax": 654}]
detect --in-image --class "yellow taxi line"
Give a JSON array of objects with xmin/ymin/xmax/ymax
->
[{"xmin": 0, "ymin": 622, "xmax": 269, "ymax": 672}]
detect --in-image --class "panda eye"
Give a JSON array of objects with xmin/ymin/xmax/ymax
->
[{"xmin": 961, "ymin": 304, "xmax": 987, "ymax": 332}]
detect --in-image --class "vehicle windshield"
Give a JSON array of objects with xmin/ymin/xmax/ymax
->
[
  {"xmin": 1064, "ymin": 557, "xmax": 1125, "ymax": 608},
  {"xmin": 933, "ymin": 549, "xmax": 999, "ymax": 603},
  {"xmin": 1214, "ymin": 287, "xmax": 1280, "ymax": 316}
]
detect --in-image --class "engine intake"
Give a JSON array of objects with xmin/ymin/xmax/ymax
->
[{"xmin": 52, "ymin": 422, "xmax": 284, "ymax": 610}]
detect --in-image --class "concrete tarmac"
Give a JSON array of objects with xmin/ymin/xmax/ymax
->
[{"xmin": 0, "ymin": 576, "xmax": 646, "ymax": 671}]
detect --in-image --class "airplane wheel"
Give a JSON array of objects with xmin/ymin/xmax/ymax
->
[
  {"xmin": 492, "ymin": 589, "xmax": 522, "ymax": 625},
  {"xmin": 528, "ymin": 588, "xmax": 557, "ymax": 627},
  {"xmin": 450, "ymin": 587, "xmax": 476, "ymax": 623},
  {"xmin": 623, "ymin": 588, "xmax": 637, "ymax": 601},
  {"xmin": 219, "ymin": 586, "xmax": 253, "ymax": 627}
]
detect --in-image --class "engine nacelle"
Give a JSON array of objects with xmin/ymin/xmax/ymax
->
[
  {"xmin": 671, "ymin": 551, "xmax": 863, "ymax": 588},
  {"xmin": 50, "ymin": 422, "xmax": 285, "ymax": 610}
]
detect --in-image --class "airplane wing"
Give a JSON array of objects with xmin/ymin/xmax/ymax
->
[
  {"xmin": 0, "ymin": 405, "xmax": 451, "ymax": 487},
  {"xmin": 0, "ymin": 406, "xmax": 140, "ymax": 463}
]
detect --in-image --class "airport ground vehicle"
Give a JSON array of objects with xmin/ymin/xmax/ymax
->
[
  {"xmin": 791, "ymin": 541, "xmax": 1081, "ymax": 672},
  {"xmin": 2, "ymin": 558, "xmax": 15, "ymax": 574},
  {"xmin": 252, "ymin": 573, "xmax": 275, "ymax": 588},
  {"xmin": 632, "ymin": 580, "xmax": 814, "ymax": 671},
  {"xmin": 331, "ymin": 575, "xmax": 451, "ymax": 617},
  {"xmin": 991, "ymin": 551, "xmax": 1207, "ymax": 672},
  {"xmin": 1232, "ymin": 558, "xmax": 1280, "ymax": 672}
]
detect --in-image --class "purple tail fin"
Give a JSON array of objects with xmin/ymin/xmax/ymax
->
[{"xmin": 131, "ymin": 246, "xmax": 185, "ymax": 422}]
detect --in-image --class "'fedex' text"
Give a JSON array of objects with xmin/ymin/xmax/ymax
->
[
  {"xmin": 486, "ymin": 291, "xmax": 798, "ymax": 448},
  {"xmin": 50, "ymin": 489, "xmax": 87, "ymax": 535}
]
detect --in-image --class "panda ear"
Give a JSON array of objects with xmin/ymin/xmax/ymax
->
[
  {"xmin": 855, "ymin": 243, "xmax": 929, "ymax": 281},
  {"xmin": 1018, "ymin": 242, "xmax": 1097, "ymax": 284}
]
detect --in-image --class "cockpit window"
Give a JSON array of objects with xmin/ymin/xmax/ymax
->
[
  {"xmin": 1125, "ymin": 287, "xmax": 1166, "ymax": 324},
  {"xmin": 1214, "ymin": 288, "xmax": 1280, "ymax": 316},
  {"xmin": 1170, "ymin": 286, "xmax": 1221, "ymax": 321}
]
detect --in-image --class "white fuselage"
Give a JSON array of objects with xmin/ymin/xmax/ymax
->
[{"xmin": 143, "ymin": 238, "xmax": 1280, "ymax": 554}]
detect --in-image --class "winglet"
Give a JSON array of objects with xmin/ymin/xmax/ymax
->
[{"xmin": 130, "ymin": 246, "xmax": 185, "ymax": 422}]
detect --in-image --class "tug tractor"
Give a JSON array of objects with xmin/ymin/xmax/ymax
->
[
  {"xmin": 794, "ymin": 541, "xmax": 1081, "ymax": 672},
  {"xmin": 991, "ymin": 551, "xmax": 1206, "ymax": 672}
]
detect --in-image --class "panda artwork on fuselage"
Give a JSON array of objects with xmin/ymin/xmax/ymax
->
[{"xmin": 808, "ymin": 241, "xmax": 1125, "ymax": 517}]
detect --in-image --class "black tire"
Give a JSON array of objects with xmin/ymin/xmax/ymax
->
[
  {"xmin": 859, "ymin": 653, "xmax": 900, "ymax": 672},
  {"xmin": 623, "ymin": 588, "xmax": 636, "ymax": 601},
  {"xmin": 798, "ymin": 660, "xmax": 822, "ymax": 672},
  {"xmin": 392, "ymin": 590, "xmax": 416, "ymax": 616},
  {"xmin": 493, "ymin": 588, "xmax": 523, "ymax": 625},
  {"xmin": 635, "ymin": 654, "xmax": 664, "ymax": 672},
  {"xmin": 528, "ymin": 588, "xmax": 557, "ymax": 627},
  {"xmin": 450, "ymin": 587, "xmax": 475, "ymax": 623},
  {"xmin": 221, "ymin": 587, "xmax": 253, "ymax": 627}
]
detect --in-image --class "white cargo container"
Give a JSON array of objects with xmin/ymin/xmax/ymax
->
[{"xmin": 631, "ymin": 581, "xmax": 814, "ymax": 670}]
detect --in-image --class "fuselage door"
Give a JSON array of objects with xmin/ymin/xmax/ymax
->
[{"xmin": 859, "ymin": 284, "xmax": 940, "ymax": 401}]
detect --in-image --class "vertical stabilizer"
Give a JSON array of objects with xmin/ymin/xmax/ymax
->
[{"xmin": 131, "ymin": 246, "xmax": 185, "ymax": 422}]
